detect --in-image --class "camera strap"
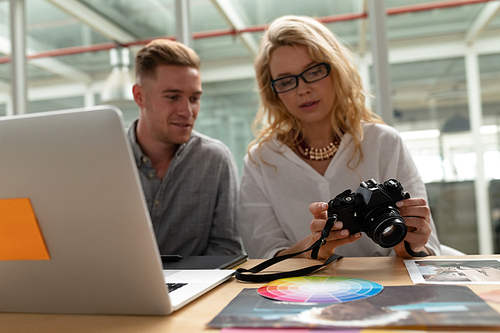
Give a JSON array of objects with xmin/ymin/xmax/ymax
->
[
  {"xmin": 404, "ymin": 241, "xmax": 429, "ymax": 257},
  {"xmin": 234, "ymin": 215, "xmax": 343, "ymax": 283}
]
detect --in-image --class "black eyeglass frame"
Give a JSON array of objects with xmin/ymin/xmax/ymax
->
[{"xmin": 270, "ymin": 63, "xmax": 331, "ymax": 94}]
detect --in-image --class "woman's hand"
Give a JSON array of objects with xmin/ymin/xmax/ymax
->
[
  {"xmin": 277, "ymin": 202, "xmax": 361, "ymax": 259},
  {"xmin": 309, "ymin": 202, "xmax": 362, "ymax": 259},
  {"xmin": 276, "ymin": 202, "xmax": 361, "ymax": 259},
  {"xmin": 393, "ymin": 197, "xmax": 432, "ymax": 257}
]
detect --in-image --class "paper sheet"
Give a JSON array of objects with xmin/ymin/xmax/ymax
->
[{"xmin": 404, "ymin": 259, "xmax": 500, "ymax": 284}]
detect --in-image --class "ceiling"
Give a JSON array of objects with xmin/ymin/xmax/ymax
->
[{"xmin": 0, "ymin": 0, "xmax": 499, "ymax": 127}]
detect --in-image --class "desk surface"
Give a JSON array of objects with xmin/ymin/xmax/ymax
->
[{"xmin": 1, "ymin": 255, "xmax": 499, "ymax": 333}]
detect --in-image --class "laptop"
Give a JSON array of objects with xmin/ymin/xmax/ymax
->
[{"xmin": 0, "ymin": 106, "xmax": 234, "ymax": 315}]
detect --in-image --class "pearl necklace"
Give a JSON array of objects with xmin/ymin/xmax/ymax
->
[{"xmin": 298, "ymin": 139, "xmax": 339, "ymax": 161}]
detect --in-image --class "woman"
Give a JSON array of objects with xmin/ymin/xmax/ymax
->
[{"xmin": 238, "ymin": 15, "xmax": 441, "ymax": 259}]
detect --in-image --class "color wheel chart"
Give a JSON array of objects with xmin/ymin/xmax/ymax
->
[{"xmin": 257, "ymin": 276, "xmax": 383, "ymax": 303}]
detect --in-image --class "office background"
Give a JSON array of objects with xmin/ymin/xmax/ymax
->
[{"xmin": 1, "ymin": 0, "xmax": 499, "ymax": 255}]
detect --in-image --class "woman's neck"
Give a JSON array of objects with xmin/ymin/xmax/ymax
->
[{"xmin": 300, "ymin": 122, "xmax": 336, "ymax": 147}]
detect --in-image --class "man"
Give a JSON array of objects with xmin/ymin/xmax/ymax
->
[{"xmin": 129, "ymin": 39, "xmax": 243, "ymax": 256}]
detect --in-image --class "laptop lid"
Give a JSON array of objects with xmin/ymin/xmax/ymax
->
[{"xmin": 0, "ymin": 106, "xmax": 182, "ymax": 315}]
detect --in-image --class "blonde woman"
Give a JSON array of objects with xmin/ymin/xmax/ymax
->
[{"xmin": 238, "ymin": 15, "xmax": 441, "ymax": 259}]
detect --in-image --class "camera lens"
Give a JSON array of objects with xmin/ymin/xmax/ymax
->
[
  {"xmin": 382, "ymin": 225, "xmax": 396, "ymax": 237},
  {"xmin": 375, "ymin": 218, "xmax": 406, "ymax": 247},
  {"xmin": 365, "ymin": 208, "xmax": 407, "ymax": 248}
]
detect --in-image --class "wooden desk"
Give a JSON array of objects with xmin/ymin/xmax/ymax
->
[{"xmin": 0, "ymin": 255, "xmax": 499, "ymax": 333}]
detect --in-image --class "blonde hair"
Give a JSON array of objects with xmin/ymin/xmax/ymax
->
[
  {"xmin": 251, "ymin": 15, "xmax": 383, "ymax": 166},
  {"xmin": 135, "ymin": 39, "xmax": 200, "ymax": 81}
]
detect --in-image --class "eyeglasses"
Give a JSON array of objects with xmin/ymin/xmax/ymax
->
[{"xmin": 270, "ymin": 63, "xmax": 331, "ymax": 94}]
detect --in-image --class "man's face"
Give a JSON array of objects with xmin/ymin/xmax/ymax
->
[{"xmin": 134, "ymin": 65, "xmax": 202, "ymax": 145}]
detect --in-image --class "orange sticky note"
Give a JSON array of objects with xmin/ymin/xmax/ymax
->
[{"xmin": 0, "ymin": 198, "xmax": 50, "ymax": 260}]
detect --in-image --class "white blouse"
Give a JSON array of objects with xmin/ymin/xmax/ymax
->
[{"xmin": 238, "ymin": 123, "xmax": 441, "ymax": 259}]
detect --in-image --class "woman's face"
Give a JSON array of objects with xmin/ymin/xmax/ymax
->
[{"xmin": 269, "ymin": 44, "xmax": 335, "ymax": 129}]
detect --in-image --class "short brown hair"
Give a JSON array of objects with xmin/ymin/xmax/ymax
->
[{"xmin": 135, "ymin": 39, "xmax": 200, "ymax": 81}]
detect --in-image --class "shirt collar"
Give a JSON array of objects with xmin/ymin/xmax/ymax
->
[{"xmin": 128, "ymin": 119, "xmax": 148, "ymax": 166}]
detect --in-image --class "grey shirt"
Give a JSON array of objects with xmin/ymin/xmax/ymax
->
[{"xmin": 128, "ymin": 120, "xmax": 243, "ymax": 256}]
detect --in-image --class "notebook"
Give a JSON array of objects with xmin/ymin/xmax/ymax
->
[
  {"xmin": 162, "ymin": 254, "xmax": 248, "ymax": 270},
  {"xmin": 0, "ymin": 106, "xmax": 234, "ymax": 315}
]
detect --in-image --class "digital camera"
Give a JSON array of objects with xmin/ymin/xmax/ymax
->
[{"xmin": 327, "ymin": 179, "xmax": 410, "ymax": 248}]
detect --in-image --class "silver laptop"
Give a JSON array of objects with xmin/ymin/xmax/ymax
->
[{"xmin": 0, "ymin": 106, "xmax": 233, "ymax": 315}]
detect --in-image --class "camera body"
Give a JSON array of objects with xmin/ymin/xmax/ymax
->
[{"xmin": 327, "ymin": 179, "xmax": 410, "ymax": 248}]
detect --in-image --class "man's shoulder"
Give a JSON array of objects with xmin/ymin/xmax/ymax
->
[
  {"xmin": 185, "ymin": 131, "xmax": 237, "ymax": 173},
  {"xmin": 189, "ymin": 130, "xmax": 233, "ymax": 157}
]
